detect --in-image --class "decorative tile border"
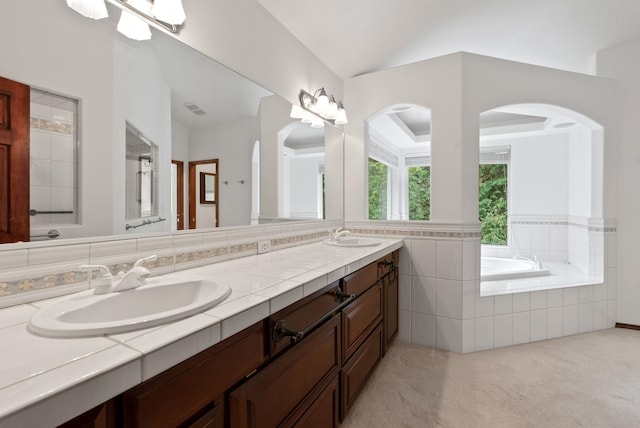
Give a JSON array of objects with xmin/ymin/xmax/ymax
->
[{"xmin": 30, "ymin": 117, "xmax": 73, "ymax": 135}]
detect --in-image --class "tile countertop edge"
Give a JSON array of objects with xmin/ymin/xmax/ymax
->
[{"xmin": 0, "ymin": 238, "xmax": 404, "ymax": 424}]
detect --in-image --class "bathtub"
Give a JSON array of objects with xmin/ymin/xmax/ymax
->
[{"xmin": 481, "ymin": 257, "xmax": 550, "ymax": 281}]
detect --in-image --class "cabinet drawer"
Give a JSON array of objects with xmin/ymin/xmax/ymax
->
[
  {"xmin": 376, "ymin": 251, "xmax": 397, "ymax": 278},
  {"xmin": 123, "ymin": 322, "xmax": 265, "ymax": 428},
  {"xmin": 269, "ymin": 281, "xmax": 342, "ymax": 357},
  {"xmin": 342, "ymin": 282, "xmax": 382, "ymax": 362},
  {"xmin": 341, "ymin": 323, "xmax": 383, "ymax": 419},
  {"xmin": 229, "ymin": 314, "xmax": 341, "ymax": 428},
  {"xmin": 342, "ymin": 261, "xmax": 378, "ymax": 296}
]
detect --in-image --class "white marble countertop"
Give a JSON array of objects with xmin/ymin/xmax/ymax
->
[{"xmin": 0, "ymin": 238, "xmax": 403, "ymax": 427}]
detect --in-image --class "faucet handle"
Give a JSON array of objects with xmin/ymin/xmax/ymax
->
[
  {"xmin": 80, "ymin": 265, "xmax": 114, "ymax": 294},
  {"xmin": 133, "ymin": 255, "xmax": 158, "ymax": 268}
]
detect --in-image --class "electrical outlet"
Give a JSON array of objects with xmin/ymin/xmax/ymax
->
[{"xmin": 258, "ymin": 240, "xmax": 271, "ymax": 254}]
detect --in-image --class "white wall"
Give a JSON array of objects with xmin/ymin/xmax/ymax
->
[
  {"xmin": 598, "ymin": 41, "xmax": 640, "ymax": 325},
  {"xmin": 284, "ymin": 152, "xmax": 324, "ymax": 218},
  {"xmin": 0, "ymin": 1, "xmax": 115, "ymax": 240},
  {"xmin": 189, "ymin": 118, "xmax": 258, "ymax": 227}
]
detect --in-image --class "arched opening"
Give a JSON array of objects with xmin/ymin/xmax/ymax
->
[
  {"xmin": 365, "ymin": 104, "xmax": 432, "ymax": 221},
  {"xmin": 478, "ymin": 103, "xmax": 604, "ymax": 294},
  {"xmin": 277, "ymin": 122, "xmax": 326, "ymax": 219}
]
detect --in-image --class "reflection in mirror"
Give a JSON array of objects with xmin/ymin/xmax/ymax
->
[
  {"xmin": 200, "ymin": 172, "xmax": 216, "ymax": 204},
  {"xmin": 125, "ymin": 122, "xmax": 158, "ymax": 221},
  {"xmin": 0, "ymin": 0, "xmax": 341, "ymax": 245}
]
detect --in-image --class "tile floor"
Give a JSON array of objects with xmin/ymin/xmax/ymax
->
[{"xmin": 342, "ymin": 328, "xmax": 640, "ymax": 427}]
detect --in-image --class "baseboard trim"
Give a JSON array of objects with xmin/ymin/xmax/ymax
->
[{"xmin": 615, "ymin": 323, "xmax": 640, "ymax": 330}]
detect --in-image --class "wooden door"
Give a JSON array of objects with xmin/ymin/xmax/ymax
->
[
  {"xmin": 172, "ymin": 160, "xmax": 184, "ymax": 230},
  {"xmin": 188, "ymin": 159, "xmax": 219, "ymax": 229},
  {"xmin": 0, "ymin": 76, "xmax": 30, "ymax": 243}
]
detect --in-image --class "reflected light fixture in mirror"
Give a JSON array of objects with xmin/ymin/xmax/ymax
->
[
  {"xmin": 66, "ymin": 0, "xmax": 185, "ymax": 40},
  {"xmin": 290, "ymin": 88, "xmax": 348, "ymax": 127}
]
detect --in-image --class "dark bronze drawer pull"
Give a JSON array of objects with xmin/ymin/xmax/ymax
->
[{"xmin": 273, "ymin": 293, "xmax": 357, "ymax": 344}]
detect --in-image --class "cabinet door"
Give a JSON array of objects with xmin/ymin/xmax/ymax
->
[
  {"xmin": 288, "ymin": 376, "xmax": 339, "ymax": 428},
  {"xmin": 341, "ymin": 324, "xmax": 383, "ymax": 419},
  {"xmin": 342, "ymin": 261, "xmax": 377, "ymax": 296},
  {"xmin": 383, "ymin": 266, "xmax": 399, "ymax": 354},
  {"xmin": 123, "ymin": 322, "xmax": 265, "ymax": 428},
  {"xmin": 229, "ymin": 315, "xmax": 341, "ymax": 428},
  {"xmin": 57, "ymin": 401, "xmax": 116, "ymax": 428},
  {"xmin": 342, "ymin": 283, "xmax": 382, "ymax": 362}
]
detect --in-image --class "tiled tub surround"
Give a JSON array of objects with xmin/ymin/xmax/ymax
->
[
  {"xmin": 0, "ymin": 236, "xmax": 403, "ymax": 426},
  {"xmin": 0, "ymin": 220, "xmax": 343, "ymax": 308},
  {"xmin": 344, "ymin": 219, "xmax": 616, "ymax": 354}
]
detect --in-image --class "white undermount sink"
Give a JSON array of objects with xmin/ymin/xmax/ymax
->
[
  {"xmin": 28, "ymin": 278, "xmax": 231, "ymax": 338},
  {"xmin": 323, "ymin": 237, "xmax": 381, "ymax": 247}
]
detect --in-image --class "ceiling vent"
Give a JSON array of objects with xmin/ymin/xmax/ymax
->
[{"xmin": 183, "ymin": 102, "xmax": 206, "ymax": 115}]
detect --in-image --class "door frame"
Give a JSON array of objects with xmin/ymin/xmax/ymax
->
[
  {"xmin": 171, "ymin": 160, "xmax": 184, "ymax": 230},
  {"xmin": 188, "ymin": 159, "xmax": 219, "ymax": 229}
]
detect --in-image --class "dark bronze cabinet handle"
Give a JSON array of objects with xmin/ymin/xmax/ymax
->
[{"xmin": 273, "ymin": 293, "xmax": 357, "ymax": 344}]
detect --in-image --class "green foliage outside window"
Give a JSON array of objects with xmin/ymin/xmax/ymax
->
[
  {"xmin": 368, "ymin": 158, "xmax": 387, "ymax": 219},
  {"xmin": 408, "ymin": 166, "xmax": 430, "ymax": 220},
  {"xmin": 479, "ymin": 164, "xmax": 508, "ymax": 245}
]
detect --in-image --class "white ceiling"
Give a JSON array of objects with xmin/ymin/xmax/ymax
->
[{"xmin": 257, "ymin": 0, "xmax": 640, "ymax": 79}]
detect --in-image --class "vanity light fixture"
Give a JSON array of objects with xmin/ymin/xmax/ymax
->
[
  {"xmin": 66, "ymin": 0, "xmax": 186, "ymax": 40},
  {"xmin": 66, "ymin": 0, "xmax": 109, "ymax": 19},
  {"xmin": 290, "ymin": 88, "xmax": 348, "ymax": 127}
]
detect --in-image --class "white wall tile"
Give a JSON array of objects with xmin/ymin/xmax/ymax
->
[
  {"xmin": 607, "ymin": 300, "xmax": 617, "ymax": 327},
  {"xmin": 30, "ymin": 159, "xmax": 51, "ymax": 187},
  {"xmin": 462, "ymin": 319, "xmax": 475, "ymax": 353},
  {"xmin": 593, "ymin": 284, "xmax": 607, "ymax": 302},
  {"xmin": 411, "ymin": 276, "xmax": 436, "ymax": 315},
  {"xmin": 547, "ymin": 307, "xmax": 563, "ymax": 339},
  {"xmin": 494, "ymin": 314, "xmax": 513, "ymax": 348},
  {"xmin": 90, "ymin": 240, "xmax": 137, "ymax": 258},
  {"xmin": 513, "ymin": 312, "xmax": 530, "ymax": 345},
  {"xmin": 593, "ymin": 301, "xmax": 608, "ymax": 331},
  {"xmin": 606, "ymin": 267, "xmax": 617, "ymax": 300},
  {"xmin": 51, "ymin": 134, "xmax": 74, "ymax": 162},
  {"xmin": 398, "ymin": 274, "xmax": 411, "ymax": 312},
  {"xmin": 436, "ymin": 316, "xmax": 462, "ymax": 353},
  {"xmin": 513, "ymin": 293, "xmax": 530, "ymax": 313},
  {"xmin": 494, "ymin": 294, "xmax": 513, "ymax": 315},
  {"xmin": 530, "ymin": 291, "xmax": 547, "ymax": 310},
  {"xmin": 436, "ymin": 240, "xmax": 462, "ymax": 280},
  {"xmin": 29, "ymin": 244, "xmax": 90, "ymax": 265},
  {"xmin": 436, "ymin": 279, "xmax": 462, "ymax": 319},
  {"xmin": 462, "ymin": 281, "xmax": 475, "ymax": 320},
  {"xmin": 563, "ymin": 287, "xmax": 579, "ymax": 306},
  {"xmin": 50, "ymin": 187, "xmax": 73, "ymax": 211},
  {"xmin": 532, "ymin": 228, "xmax": 550, "ymax": 253},
  {"xmin": 398, "ymin": 243, "xmax": 411, "ymax": 276},
  {"xmin": 563, "ymin": 305, "xmax": 580, "ymax": 336},
  {"xmin": 605, "ymin": 234, "xmax": 617, "ymax": 268},
  {"xmin": 579, "ymin": 286, "xmax": 594, "ymax": 304},
  {"xmin": 579, "ymin": 303, "xmax": 594, "ymax": 333},
  {"xmin": 475, "ymin": 284, "xmax": 494, "ymax": 318},
  {"xmin": 511, "ymin": 225, "xmax": 532, "ymax": 254},
  {"xmin": 0, "ymin": 249, "xmax": 28, "ymax": 270},
  {"xmin": 30, "ymin": 130, "xmax": 51, "ymax": 160},
  {"xmin": 530, "ymin": 309, "xmax": 547, "ymax": 342},
  {"xmin": 398, "ymin": 310, "xmax": 411, "ymax": 342},
  {"xmin": 137, "ymin": 236, "xmax": 174, "ymax": 252},
  {"xmin": 411, "ymin": 312, "xmax": 435, "ymax": 348},
  {"xmin": 474, "ymin": 317, "xmax": 494, "ymax": 351},
  {"xmin": 462, "ymin": 241, "xmax": 477, "ymax": 281},
  {"xmin": 410, "ymin": 239, "xmax": 436, "ymax": 278},
  {"xmin": 547, "ymin": 289, "xmax": 563, "ymax": 308}
]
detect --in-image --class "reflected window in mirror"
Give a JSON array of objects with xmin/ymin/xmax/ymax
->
[
  {"xmin": 30, "ymin": 88, "xmax": 79, "ymax": 230},
  {"xmin": 366, "ymin": 105, "xmax": 431, "ymax": 220},
  {"xmin": 125, "ymin": 122, "xmax": 158, "ymax": 220},
  {"xmin": 200, "ymin": 172, "xmax": 216, "ymax": 203}
]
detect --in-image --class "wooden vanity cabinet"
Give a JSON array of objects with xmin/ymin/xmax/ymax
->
[
  {"xmin": 229, "ymin": 314, "xmax": 341, "ymax": 428},
  {"xmin": 121, "ymin": 321, "xmax": 266, "ymax": 428},
  {"xmin": 381, "ymin": 250, "xmax": 399, "ymax": 353}
]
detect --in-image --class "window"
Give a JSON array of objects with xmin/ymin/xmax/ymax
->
[
  {"xmin": 408, "ymin": 166, "xmax": 430, "ymax": 220},
  {"xmin": 479, "ymin": 148, "xmax": 509, "ymax": 245},
  {"xmin": 368, "ymin": 158, "xmax": 387, "ymax": 219}
]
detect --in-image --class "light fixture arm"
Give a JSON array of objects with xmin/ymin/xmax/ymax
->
[{"xmin": 107, "ymin": 0, "xmax": 179, "ymax": 33}]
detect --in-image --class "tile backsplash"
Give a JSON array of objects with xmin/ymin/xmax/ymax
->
[{"xmin": 0, "ymin": 220, "xmax": 341, "ymax": 308}]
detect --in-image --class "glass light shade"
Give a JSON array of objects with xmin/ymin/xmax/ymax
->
[
  {"xmin": 335, "ymin": 106, "xmax": 348, "ymax": 125},
  {"xmin": 315, "ymin": 88, "xmax": 329, "ymax": 115},
  {"xmin": 310, "ymin": 115, "xmax": 325, "ymax": 128},
  {"xmin": 152, "ymin": 0, "xmax": 186, "ymax": 25},
  {"xmin": 117, "ymin": 0, "xmax": 152, "ymax": 40},
  {"xmin": 117, "ymin": 10, "xmax": 152, "ymax": 40},
  {"xmin": 66, "ymin": 0, "xmax": 108, "ymax": 19},
  {"xmin": 301, "ymin": 110, "xmax": 313, "ymax": 124},
  {"xmin": 290, "ymin": 104, "xmax": 304, "ymax": 119},
  {"xmin": 326, "ymin": 96, "xmax": 338, "ymax": 120}
]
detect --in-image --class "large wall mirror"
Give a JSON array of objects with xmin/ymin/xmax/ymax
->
[{"xmin": 0, "ymin": 0, "xmax": 342, "ymax": 245}]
